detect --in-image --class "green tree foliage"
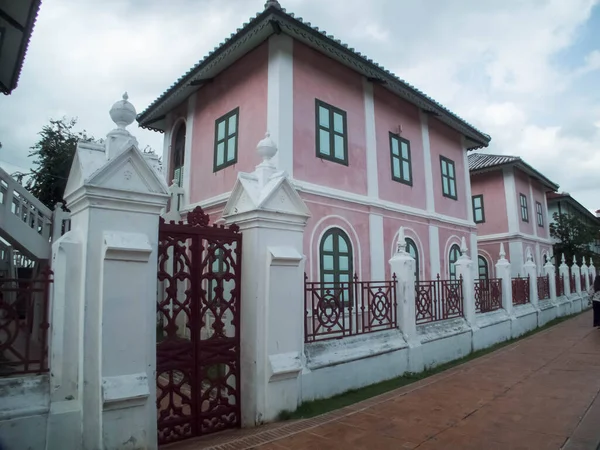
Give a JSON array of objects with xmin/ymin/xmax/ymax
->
[
  {"xmin": 16, "ymin": 118, "xmax": 95, "ymax": 209},
  {"xmin": 549, "ymin": 212, "xmax": 600, "ymax": 265}
]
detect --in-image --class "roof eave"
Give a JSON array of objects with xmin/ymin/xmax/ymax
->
[{"xmin": 470, "ymin": 161, "xmax": 558, "ymax": 191}]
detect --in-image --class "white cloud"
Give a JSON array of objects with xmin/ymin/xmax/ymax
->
[{"xmin": 1, "ymin": 0, "xmax": 600, "ymax": 210}]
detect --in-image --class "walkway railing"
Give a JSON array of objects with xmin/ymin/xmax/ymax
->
[
  {"xmin": 474, "ymin": 278, "xmax": 502, "ymax": 313},
  {"xmin": 537, "ymin": 275, "xmax": 550, "ymax": 300},
  {"xmin": 512, "ymin": 276, "xmax": 530, "ymax": 305},
  {"xmin": 415, "ymin": 275, "xmax": 463, "ymax": 325},
  {"xmin": 0, "ymin": 267, "xmax": 53, "ymax": 376},
  {"xmin": 304, "ymin": 274, "xmax": 397, "ymax": 342},
  {"xmin": 556, "ymin": 273, "xmax": 565, "ymax": 297}
]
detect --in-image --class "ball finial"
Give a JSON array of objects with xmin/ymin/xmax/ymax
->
[
  {"xmin": 109, "ymin": 92, "xmax": 136, "ymax": 130},
  {"xmin": 257, "ymin": 131, "xmax": 278, "ymax": 163}
]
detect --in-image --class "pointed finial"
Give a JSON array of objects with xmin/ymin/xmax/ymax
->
[
  {"xmin": 499, "ymin": 243, "xmax": 506, "ymax": 259},
  {"xmin": 561, "ymin": 254, "xmax": 566, "ymax": 264},
  {"xmin": 460, "ymin": 237, "xmax": 468, "ymax": 255},
  {"xmin": 257, "ymin": 131, "xmax": 278, "ymax": 164},
  {"xmin": 123, "ymin": 92, "xmax": 129, "ymax": 101},
  {"xmin": 264, "ymin": 0, "xmax": 281, "ymax": 9},
  {"xmin": 396, "ymin": 227, "xmax": 406, "ymax": 253},
  {"xmin": 525, "ymin": 247, "xmax": 531, "ymax": 262},
  {"xmin": 582, "ymin": 256, "xmax": 587, "ymax": 266},
  {"xmin": 591, "ymin": 257, "xmax": 594, "ymax": 266}
]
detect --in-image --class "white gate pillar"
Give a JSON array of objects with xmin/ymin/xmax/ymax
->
[
  {"xmin": 543, "ymin": 259, "xmax": 557, "ymax": 303},
  {"xmin": 46, "ymin": 94, "xmax": 169, "ymax": 450},
  {"xmin": 523, "ymin": 248, "xmax": 539, "ymax": 308},
  {"xmin": 223, "ymin": 133, "xmax": 310, "ymax": 425},
  {"xmin": 495, "ymin": 243, "xmax": 513, "ymax": 316},
  {"xmin": 454, "ymin": 237, "xmax": 477, "ymax": 326}
]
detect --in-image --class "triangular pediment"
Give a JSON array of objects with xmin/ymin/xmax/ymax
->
[
  {"xmin": 223, "ymin": 170, "xmax": 310, "ymax": 219},
  {"xmin": 87, "ymin": 145, "xmax": 168, "ymax": 195}
]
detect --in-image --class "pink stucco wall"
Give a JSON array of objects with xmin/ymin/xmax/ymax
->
[
  {"xmin": 293, "ymin": 42, "xmax": 368, "ymax": 195},
  {"xmin": 187, "ymin": 43, "xmax": 268, "ymax": 203},
  {"xmin": 373, "ymin": 85, "xmax": 426, "ymax": 208},
  {"xmin": 428, "ymin": 119, "xmax": 468, "ymax": 220},
  {"xmin": 437, "ymin": 225, "xmax": 470, "ymax": 278},
  {"xmin": 531, "ymin": 179, "xmax": 550, "ymax": 239},
  {"xmin": 470, "ymin": 171, "xmax": 508, "ymax": 235},
  {"xmin": 514, "ymin": 169, "xmax": 534, "ymax": 236}
]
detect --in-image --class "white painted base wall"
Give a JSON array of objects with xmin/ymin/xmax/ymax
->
[{"xmin": 299, "ymin": 293, "xmax": 591, "ymax": 403}]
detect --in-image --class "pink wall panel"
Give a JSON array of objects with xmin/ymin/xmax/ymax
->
[{"xmin": 470, "ymin": 171, "xmax": 508, "ymax": 235}]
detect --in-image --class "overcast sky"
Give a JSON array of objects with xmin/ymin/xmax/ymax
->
[{"xmin": 1, "ymin": 0, "xmax": 599, "ymax": 210}]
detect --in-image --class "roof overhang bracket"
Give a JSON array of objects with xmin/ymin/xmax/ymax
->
[
  {"xmin": 270, "ymin": 20, "xmax": 282, "ymax": 35},
  {"xmin": 367, "ymin": 77, "xmax": 386, "ymax": 85},
  {"xmin": 189, "ymin": 78, "xmax": 213, "ymax": 87}
]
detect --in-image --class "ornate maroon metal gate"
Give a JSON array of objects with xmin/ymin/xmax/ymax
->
[{"xmin": 156, "ymin": 207, "xmax": 242, "ymax": 445}]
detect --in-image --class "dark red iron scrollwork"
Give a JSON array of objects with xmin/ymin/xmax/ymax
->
[{"xmin": 156, "ymin": 206, "xmax": 242, "ymax": 445}]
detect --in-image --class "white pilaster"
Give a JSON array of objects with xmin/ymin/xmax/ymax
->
[
  {"xmin": 267, "ymin": 34, "xmax": 294, "ymax": 177},
  {"xmin": 470, "ymin": 232, "xmax": 479, "ymax": 279},
  {"xmin": 182, "ymin": 93, "xmax": 196, "ymax": 207},
  {"xmin": 503, "ymin": 167, "xmax": 519, "ymax": 233},
  {"xmin": 363, "ymin": 78, "xmax": 379, "ymax": 199},
  {"xmin": 428, "ymin": 224, "xmax": 440, "ymax": 277},
  {"xmin": 161, "ymin": 112, "xmax": 173, "ymax": 182},
  {"xmin": 369, "ymin": 213, "xmax": 385, "ymax": 280},
  {"xmin": 529, "ymin": 180, "xmax": 538, "ymax": 238},
  {"xmin": 419, "ymin": 111, "xmax": 435, "ymax": 212},
  {"xmin": 508, "ymin": 240, "xmax": 524, "ymax": 277},
  {"xmin": 462, "ymin": 139, "xmax": 474, "ymax": 224}
]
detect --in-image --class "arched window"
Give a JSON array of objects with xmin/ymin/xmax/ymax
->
[
  {"xmin": 449, "ymin": 244, "xmax": 461, "ymax": 280},
  {"xmin": 405, "ymin": 238, "xmax": 419, "ymax": 282},
  {"xmin": 478, "ymin": 256, "xmax": 489, "ymax": 279},
  {"xmin": 172, "ymin": 123, "xmax": 186, "ymax": 187},
  {"xmin": 320, "ymin": 228, "xmax": 353, "ymax": 302}
]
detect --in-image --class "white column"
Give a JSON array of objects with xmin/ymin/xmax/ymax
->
[
  {"xmin": 503, "ymin": 167, "xmax": 519, "ymax": 233},
  {"xmin": 223, "ymin": 134, "xmax": 309, "ymax": 425},
  {"xmin": 369, "ymin": 213, "xmax": 385, "ymax": 280},
  {"xmin": 508, "ymin": 241, "xmax": 524, "ymax": 277},
  {"xmin": 46, "ymin": 94, "xmax": 169, "ymax": 450},
  {"xmin": 363, "ymin": 78, "xmax": 379, "ymax": 199},
  {"xmin": 428, "ymin": 224, "xmax": 441, "ymax": 277},
  {"xmin": 523, "ymin": 248, "xmax": 538, "ymax": 308},
  {"xmin": 454, "ymin": 237, "xmax": 476, "ymax": 325},
  {"xmin": 389, "ymin": 228, "xmax": 417, "ymax": 341},
  {"xmin": 267, "ymin": 34, "xmax": 294, "ymax": 177},
  {"xmin": 182, "ymin": 92, "xmax": 196, "ymax": 207},
  {"xmin": 419, "ymin": 111, "xmax": 435, "ymax": 213},
  {"xmin": 559, "ymin": 254, "xmax": 571, "ymax": 297},
  {"xmin": 572, "ymin": 257, "xmax": 582, "ymax": 294},
  {"xmin": 544, "ymin": 259, "xmax": 557, "ymax": 302},
  {"xmin": 496, "ymin": 243, "xmax": 513, "ymax": 316}
]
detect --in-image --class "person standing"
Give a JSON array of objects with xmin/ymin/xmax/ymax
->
[{"xmin": 588, "ymin": 275, "xmax": 600, "ymax": 327}]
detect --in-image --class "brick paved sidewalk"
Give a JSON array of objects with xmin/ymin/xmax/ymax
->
[{"xmin": 169, "ymin": 311, "xmax": 600, "ymax": 450}]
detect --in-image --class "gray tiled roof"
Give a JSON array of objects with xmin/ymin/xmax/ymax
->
[
  {"xmin": 468, "ymin": 153, "xmax": 521, "ymax": 171},
  {"xmin": 137, "ymin": 2, "xmax": 491, "ymax": 149}
]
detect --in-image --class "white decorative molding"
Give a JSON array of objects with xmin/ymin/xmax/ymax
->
[
  {"xmin": 477, "ymin": 231, "xmax": 552, "ymax": 245},
  {"xmin": 503, "ymin": 167, "xmax": 519, "ymax": 233},
  {"xmin": 363, "ymin": 78, "xmax": 379, "ymax": 198},
  {"xmin": 102, "ymin": 373, "xmax": 150, "ymax": 410},
  {"xmin": 267, "ymin": 34, "xmax": 294, "ymax": 176},
  {"xmin": 462, "ymin": 138, "xmax": 474, "ymax": 224},
  {"xmin": 268, "ymin": 352, "xmax": 303, "ymax": 382},
  {"xmin": 429, "ymin": 225, "xmax": 441, "ymax": 277},
  {"xmin": 369, "ymin": 213, "xmax": 385, "ymax": 280},
  {"xmin": 419, "ymin": 110, "xmax": 435, "ymax": 213},
  {"xmin": 103, "ymin": 232, "xmax": 152, "ymax": 262}
]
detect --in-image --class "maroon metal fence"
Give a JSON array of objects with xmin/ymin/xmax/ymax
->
[
  {"xmin": 415, "ymin": 275, "xmax": 464, "ymax": 324},
  {"xmin": 474, "ymin": 278, "xmax": 502, "ymax": 313},
  {"xmin": 304, "ymin": 274, "xmax": 397, "ymax": 342},
  {"xmin": 556, "ymin": 273, "xmax": 565, "ymax": 297},
  {"xmin": 512, "ymin": 276, "xmax": 530, "ymax": 305},
  {"xmin": 537, "ymin": 275, "xmax": 550, "ymax": 301},
  {"xmin": 569, "ymin": 273, "xmax": 576, "ymax": 292},
  {"xmin": 0, "ymin": 267, "xmax": 52, "ymax": 376}
]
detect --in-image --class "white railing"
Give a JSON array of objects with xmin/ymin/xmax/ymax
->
[{"xmin": 0, "ymin": 166, "xmax": 53, "ymax": 260}]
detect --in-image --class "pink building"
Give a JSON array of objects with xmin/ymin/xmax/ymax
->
[
  {"xmin": 469, "ymin": 154, "xmax": 559, "ymax": 278},
  {"xmin": 138, "ymin": 0, "xmax": 491, "ymax": 285}
]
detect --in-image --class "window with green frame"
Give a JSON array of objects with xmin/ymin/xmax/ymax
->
[
  {"xmin": 315, "ymin": 100, "xmax": 348, "ymax": 165},
  {"xmin": 519, "ymin": 194, "xmax": 529, "ymax": 222},
  {"xmin": 449, "ymin": 244, "xmax": 461, "ymax": 280},
  {"xmin": 440, "ymin": 156, "xmax": 457, "ymax": 200},
  {"xmin": 172, "ymin": 123, "xmax": 186, "ymax": 187},
  {"xmin": 389, "ymin": 133, "xmax": 412, "ymax": 185},
  {"xmin": 214, "ymin": 108, "xmax": 239, "ymax": 172},
  {"xmin": 319, "ymin": 228, "xmax": 353, "ymax": 303},
  {"xmin": 478, "ymin": 256, "xmax": 489, "ymax": 279},
  {"xmin": 405, "ymin": 238, "xmax": 419, "ymax": 282},
  {"xmin": 472, "ymin": 195, "xmax": 485, "ymax": 223}
]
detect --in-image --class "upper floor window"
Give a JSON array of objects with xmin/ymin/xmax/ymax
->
[
  {"xmin": 449, "ymin": 244, "xmax": 461, "ymax": 280},
  {"xmin": 172, "ymin": 123, "xmax": 186, "ymax": 187},
  {"xmin": 472, "ymin": 195, "xmax": 485, "ymax": 223},
  {"xmin": 440, "ymin": 156, "xmax": 457, "ymax": 200},
  {"xmin": 405, "ymin": 238, "xmax": 419, "ymax": 282},
  {"xmin": 320, "ymin": 228, "xmax": 353, "ymax": 303},
  {"xmin": 520, "ymin": 194, "xmax": 529, "ymax": 222},
  {"xmin": 478, "ymin": 256, "xmax": 489, "ymax": 279},
  {"xmin": 316, "ymin": 100, "xmax": 348, "ymax": 165},
  {"xmin": 389, "ymin": 133, "xmax": 412, "ymax": 185},
  {"xmin": 214, "ymin": 108, "xmax": 239, "ymax": 172},
  {"xmin": 536, "ymin": 201, "xmax": 544, "ymax": 227}
]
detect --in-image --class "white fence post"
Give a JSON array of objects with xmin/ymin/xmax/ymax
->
[
  {"xmin": 495, "ymin": 243, "xmax": 513, "ymax": 316},
  {"xmin": 544, "ymin": 259, "xmax": 557, "ymax": 303},
  {"xmin": 454, "ymin": 237, "xmax": 476, "ymax": 326},
  {"xmin": 572, "ymin": 257, "xmax": 582, "ymax": 294},
  {"xmin": 523, "ymin": 248, "xmax": 538, "ymax": 308},
  {"xmin": 559, "ymin": 254, "xmax": 571, "ymax": 297}
]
